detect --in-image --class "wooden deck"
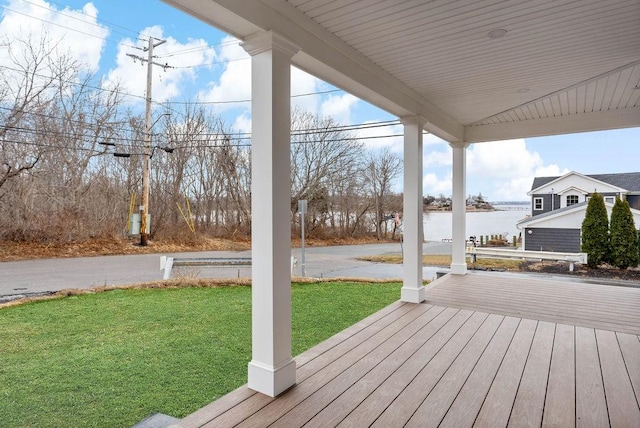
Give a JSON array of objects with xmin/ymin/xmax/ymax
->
[{"xmin": 176, "ymin": 273, "xmax": 640, "ymax": 427}]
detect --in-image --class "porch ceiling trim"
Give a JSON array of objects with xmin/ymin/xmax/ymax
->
[
  {"xmin": 162, "ymin": 0, "xmax": 465, "ymax": 142},
  {"xmin": 163, "ymin": 0, "xmax": 640, "ymax": 144}
]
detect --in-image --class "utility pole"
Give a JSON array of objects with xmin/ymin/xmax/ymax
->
[{"xmin": 127, "ymin": 37, "xmax": 169, "ymax": 246}]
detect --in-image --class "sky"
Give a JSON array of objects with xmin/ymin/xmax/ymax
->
[{"xmin": 1, "ymin": 0, "xmax": 639, "ymax": 202}]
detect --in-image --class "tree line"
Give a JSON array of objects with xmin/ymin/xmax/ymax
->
[{"xmin": 0, "ymin": 36, "xmax": 403, "ymax": 244}]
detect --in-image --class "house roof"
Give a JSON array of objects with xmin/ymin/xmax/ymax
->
[
  {"xmin": 518, "ymin": 201, "xmax": 588, "ymax": 227},
  {"xmin": 163, "ymin": 0, "xmax": 640, "ymax": 144},
  {"xmin": 531, "ymin": 172, "xmax": 640, "ymax": 192}
]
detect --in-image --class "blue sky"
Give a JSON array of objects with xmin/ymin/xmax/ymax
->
[{"xmin": 2, "ymin": 0, "xmax": 639, "ymax": 201}]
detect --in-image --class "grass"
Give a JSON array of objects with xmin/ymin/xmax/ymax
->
[
  {"xmin": 358, "ymin": 254, "xmax": 524, "ymax": 270},
  {"xmin": 0, "ymin": 282, "xmax": 401, "ymax": 428}
]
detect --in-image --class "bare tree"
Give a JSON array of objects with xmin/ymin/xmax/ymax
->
[
  {"xmin": 290, "ymin": 109, "xmax": 363, "ymax": 237},
  {"xmin": 363, "ymin": 148, "xmax": 402, "ymax": 239}
]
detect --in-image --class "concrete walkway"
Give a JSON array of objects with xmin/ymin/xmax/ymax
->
[{"xmin": 0, "ymin": 242, "xmax": 452, "ymax": 299}]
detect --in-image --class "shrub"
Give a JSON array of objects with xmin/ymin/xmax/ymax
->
[
  {"xmin": 609, "ymin": 198, "xmax": 639, "ymax": 269},
  {"xmin": 581, "ymin": 193, "xmax": 609, "ymax": 268}
]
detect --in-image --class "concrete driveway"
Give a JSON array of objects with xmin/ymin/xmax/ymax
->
[{"xmin": 0, "ymin": 242, "xmax": 452, "ymax": 300}]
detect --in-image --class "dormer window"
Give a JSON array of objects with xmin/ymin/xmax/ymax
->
[
  {"xmin": 534, "ymin": 197, "xmax": 543, "ymax": 210},
  {"xmin": 567, "ymin": 195, "xmax": 579, "ymax": 206}
]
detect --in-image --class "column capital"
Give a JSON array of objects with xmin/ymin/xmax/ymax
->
[
  {"xmin": 241, "ymin": 30, "xmax": 300, "ymax": 58},
  {"xmin": 400, "ymin": 115, "xmax": 426, "ymax": 127},
  {"xmin": 448, "ymin": 141, "xmax": 471, "ymax": 149}
]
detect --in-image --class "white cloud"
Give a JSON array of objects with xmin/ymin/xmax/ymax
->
[
  {"xmin": 232, "ymin": 113, "xmax": 251, "ymax": 134},
  {"xmin": 197, "ymin": 36, "xmax": 250, "ymax": 111},
  {"xmin": 466, "ymin": 139, "xmax": 569, "ymax": 200},
  {"xmin": 291, "ymin": 67, "xmax": 322, "ymax": 114},
  {"xmin": 424, "ymin": 132, "xmax": 446, "ymax": 147},
  {"xmin": 0, "ymin": 0, "xmax": 108, "ymax": 72},
  {"xmin": 424, "ymin": 147, "xmax": 452, "ymax": 167},
  {"xmin": 198, "ymin": 38, "xmax": 364, "ymax": 125},
  {"xmin": 320, "ymin": 93, "xmax": 358, "ymax": 124},
  {"xmin": 423, "ymin": 172, "xmax": 452, "ymax": 196},
  {"xmin": 105, "ymin": 25, "xmax": 215, "ymax": 104}
]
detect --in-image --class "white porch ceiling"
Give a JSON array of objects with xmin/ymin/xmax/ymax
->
[{"xmin": 162, "ymin": 0, "xmax": 640, "ymax": 143}]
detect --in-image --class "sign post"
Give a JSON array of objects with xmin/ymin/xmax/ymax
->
[{"xmin": 298, "ymin": 199, "xmax": 307, "ymax": 276}]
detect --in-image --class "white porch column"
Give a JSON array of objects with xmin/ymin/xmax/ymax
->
[
  {"xmin": 241, "ymin": 31, "xmax": 298, "ymax": 397},
  {"xmin": 450, "ymin": 142, "xmax": 469, "ymax": 275},
  {"xmin": 401, "ymin": 116, "xmax": 425, "ymax": 303}
]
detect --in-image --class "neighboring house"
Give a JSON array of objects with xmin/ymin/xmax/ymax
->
[{"xmin": 518, "ymin": 171, "xmax": 640, "ymax": 252}]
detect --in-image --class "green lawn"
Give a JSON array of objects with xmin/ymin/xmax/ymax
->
[{"xmin": 0, "ymin": 282, "xmax": 401, "ymax": 428}]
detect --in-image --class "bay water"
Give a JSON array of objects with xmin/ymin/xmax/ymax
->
[{"xmin": 423, "ymin": 205, "xmax": 529, "ymax": 242}]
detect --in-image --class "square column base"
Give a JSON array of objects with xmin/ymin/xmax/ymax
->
[
  {"xmin": 401, "ymin": 286, "xmax": 425, "ymax": 303},
  {"xmin": 248, "ymin": 358, "xmax": 296, "ymax": 397},
  {"xmin": 450, "ymin": 263, "xmax": 468, "ymax": 275}
]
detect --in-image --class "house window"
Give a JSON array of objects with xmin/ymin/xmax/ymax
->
[
  {"xmin": 534, "ymin": 197, "xmax": 543, "ymax": 210},
  {"xmin": 605, "ymin": 197, "xmax": 614, "ymax": 204},
  {"xmin": 567, "ymin": 195, "xmax": 579, "ymax": 206}
]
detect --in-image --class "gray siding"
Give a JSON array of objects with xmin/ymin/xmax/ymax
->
[
  {"xmin": 524, "ymin": 228, "xmax": 581, "ymax": 252},
  {"xmin": 531, "ymin": 194, "xmax": 559, "ymax": 216}
]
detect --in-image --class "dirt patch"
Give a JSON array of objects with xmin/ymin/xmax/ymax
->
[
  {"xmin": 519, "ymin": 260, "xmax": 640, "ymax": 283},
  {"xmin": 0, "ymin": 236, "xmax": 251, "ymax": 262},
  {"xmin": 0, "ymin": 236, "xmax": 395, "ymax": 262}
]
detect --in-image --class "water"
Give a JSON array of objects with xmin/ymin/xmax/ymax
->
[{"xmin": 423, "ymin": 205, "xmax": 529, "ymax": 242}]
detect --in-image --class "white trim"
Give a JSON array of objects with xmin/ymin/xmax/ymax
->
[
  {"xmin": 557, "ymin": 186, "xmax": 589, "ymax": 196},
  {"xmin": 527, "ymin": 171, "xmax": 628, "ymax": 196},
  {"xmin": 465, "ymin": 107, "xmax": 640, "ymax": 143},
  {"xmin": 401, "ymin": 117, "xmax": 426, "ymax": 302},
  {"xmin": 245, "ymin": 34, "xmax": 297, "ymax": 397},
  {"xmin": 533, "ymin": 197, "xmax": 544, "ymax": 211},
  {"xmin": 450, "ymin": 143, "xmax": 468, "ymax": 275}
]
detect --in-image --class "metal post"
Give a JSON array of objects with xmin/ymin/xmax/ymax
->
[{"xmin": 299, "ymin": 199, "xmax": 307, "ymax": 276}]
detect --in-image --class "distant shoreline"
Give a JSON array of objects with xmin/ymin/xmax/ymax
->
[{"xmin": 424, "ymin": 206, "xmax": 496, "ymax": 212}]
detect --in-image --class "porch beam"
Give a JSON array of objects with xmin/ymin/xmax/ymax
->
[
  {"xmin": 401, "ymin": 116, "xmax": 425, "ymax": 303},
  {"xmin": 450, "ymin": 142, "xmax": 469, "ymax": 275},
  {"xmin": 464, "ymin": 107, "xmax": 640, "ymax": 142},
  {"xmin": 242, "ymin": 31, "xmax": 298, "ymax": 397}
]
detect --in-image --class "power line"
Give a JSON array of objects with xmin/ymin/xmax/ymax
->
[
  {"xmin": 0, "ymin": 4, "xmax": 114, "ymax": 43},
  {"xmin": 0, "ymin": 105, "xmax": 131, "ymax": 128},
  {"xmin": 9, "ymin": 0, "xmax": 140, "ymax": 41},
  {"xmin": 1, "ymin": 137, "xmax": 108, "ymax": 154},
  {"xmin": 43, "ymin": 0, "xmax": 144, "ymax": 40},
  {"xmin": 1, "ymin": 124, "xmax": 136, "ymax": 144},
  {"xmin": 1, "ymin": 109, "xmax": 402, "ymax": 142}
]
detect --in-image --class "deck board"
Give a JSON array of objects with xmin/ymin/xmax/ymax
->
[
  {"xmin": 300, "ymin": 307, "xmax": 459, "ymax": 428},
  {"xmin": 542, "ymin": 323, "xmax": 575, "ymax": 427},
  {"xmin": 597, "ymin": 330, "xmax": 640, "ymax": 426},
  {"xmin": 575, "ymin": 326, "xmax": 609, "ymax": 427},
  {"xmin": 177, "ymin": 272, "xmax": 640, "ymax": 428},
  {"xmin": 437, "ymin": 317, "xmax": 520, "ymax": 428},
  {"xmin": 507, "ymin": 321, "xmax": 555, "ymax": 428},
  {"xmin": 335, "ymin": 309, "xmax": 476, "ymax": 427},
  {"xmin": 369, "ymin": 311, "xmax": 491, "ymax": 427},
  {"xmin": 402, "ymin": 314, "xmax": 510, "ymax": 427},
  {"xmin": 424, "ymin": 273, "xmax": 640, "ymax": 335},
  {"xmin": 473, "ymin": 318, "xmax": 537, "ymax": 427}
]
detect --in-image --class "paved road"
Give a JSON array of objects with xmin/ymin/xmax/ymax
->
[{"xmin": 0, "ymin": 242, "xmax": 452, "ymax": 299}]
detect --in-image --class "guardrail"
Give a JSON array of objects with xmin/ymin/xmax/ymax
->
[
  {"xmin": 465, "ymin": 247, "xmax": 588, "ymax": 271},
  {"xmin": 160, "ymin": 256, "xmax": 298, "ymax": 279}
]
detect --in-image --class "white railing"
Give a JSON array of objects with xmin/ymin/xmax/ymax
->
[
  {"xmin": 465, "ymin": 247, "xmax": 588, "ymax": 271},
  {"xmin": 160, "ymin": 256, "xmax": 298, "ymax": 279}
]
